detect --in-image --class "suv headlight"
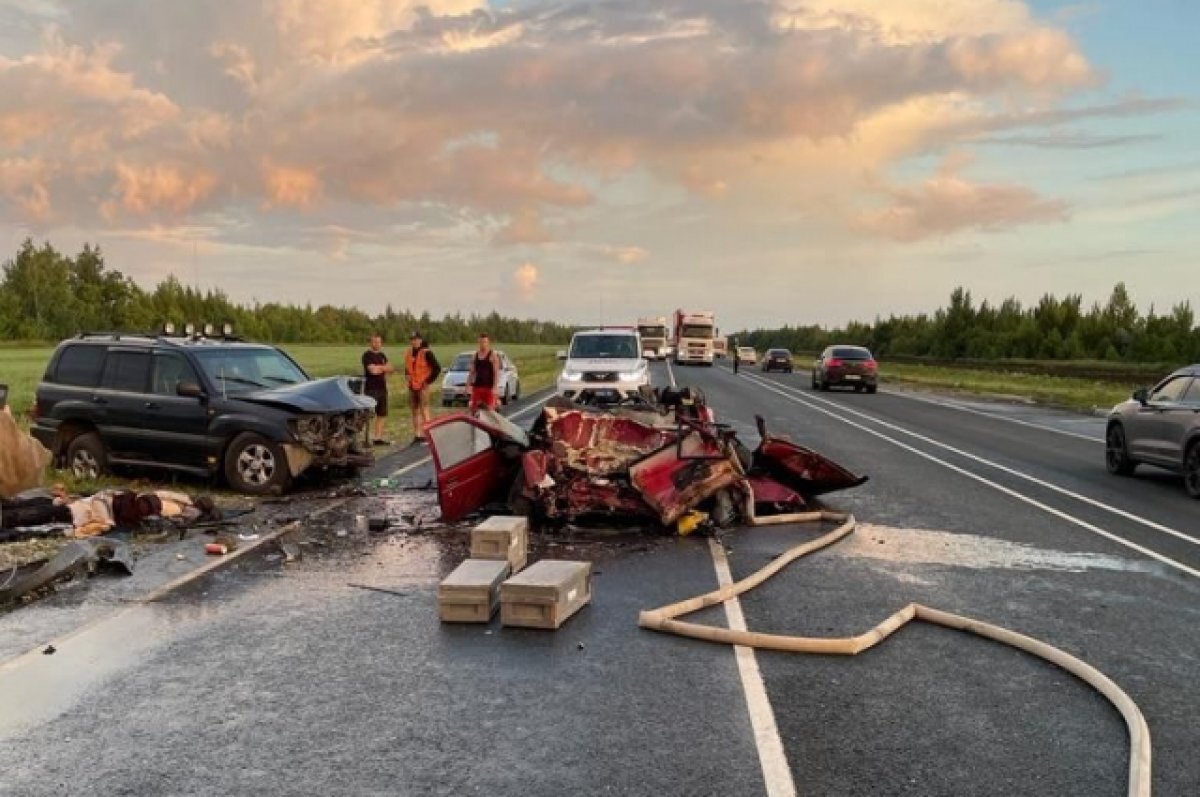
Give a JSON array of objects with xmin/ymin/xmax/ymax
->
[{"xmin": 561, "ymin": 370, "xmax": 583, "ymax": 381}]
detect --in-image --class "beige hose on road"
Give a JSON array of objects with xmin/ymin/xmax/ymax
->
[{"xmin": 638, "ymin": 512, "xmax": 1152, "ymax": 797}]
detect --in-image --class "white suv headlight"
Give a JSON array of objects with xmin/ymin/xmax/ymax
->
[{"xmin": 561, "ymin": 370, "xmax": 583, "ymax": 381}]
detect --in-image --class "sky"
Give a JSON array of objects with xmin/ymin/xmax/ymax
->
[{"xmin": 0, "ymin": 0, "xmax": 1197, "ymax": 331}]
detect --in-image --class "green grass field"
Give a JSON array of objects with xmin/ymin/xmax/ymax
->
[{"xmin": 879, "ymin": 362, "xmax": 1141, "ymax": 413}]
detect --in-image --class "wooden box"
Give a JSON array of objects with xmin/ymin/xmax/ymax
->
[
  {"xmin": 500, "ymin": 560, "xmax": 592, "ymax": 630},
  {"xmin": 471, "ymin": 516, "xmax": 529, "ymax": 573},
  {"xmin": 438, "ymin": 559, "xmax": 511, "ymax": 623}
]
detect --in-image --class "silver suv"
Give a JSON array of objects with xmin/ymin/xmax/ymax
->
[{"xmin": 1105, "ymin": 364, "xmax": 1200, "ymax": 497}]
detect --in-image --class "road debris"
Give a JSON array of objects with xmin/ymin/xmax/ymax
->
[
  {"xmin": 425, "ymin": 391, "xmax": 866, "ymax": 531},
  {"xmin": 438, "ymin": 559, "xmax": 510, "ymax": 622},
  {"xmin": 470, "ymin": 516, "xmax": 528, "ymax": 572},
  {"xmin": 0, "ymin": 537, "xmax": 134, "ymax": 605}
]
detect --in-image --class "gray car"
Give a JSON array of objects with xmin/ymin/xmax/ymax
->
[{"xmin": 1106, "ymin": 364, "xmax": 1200, "ymax": 497}]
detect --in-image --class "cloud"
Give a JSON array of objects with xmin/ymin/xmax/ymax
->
[
  {"xmin": 492, "ymin": 206, "xmax": 552, "ymax": 246},
  {"xmin": 513, "ymin": 261, "xmax": 538, "ymax": 301},
  {"xmin": 262, "ymin": 163, "xmax": 322, "ymax": 210},
  {"xmin": 857, "ymin": 155, "xmax": 1069, "ymax": 241},
  {"xmin": 978, "ymin": 132, "xmax": 1162, "ymax": 149}
]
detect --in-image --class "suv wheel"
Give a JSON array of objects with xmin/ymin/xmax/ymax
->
[
  {"xmin": 1105, "ymin": 424, "xmax": 1136, "ymax": 476},
  {"xmin": 1184, "ymin": 442, "xmax": 1200, "ymax": 499},
  {"xmin": 66, "ymin": 432, "xmax": 107, "ymax": 480},
  {"xmin": 225, "ymin": 432, "xmax": 291, "ymax": 495}
]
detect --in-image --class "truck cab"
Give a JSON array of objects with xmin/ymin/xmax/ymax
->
[
  {"xmin": 636, "ymin": 317, "xmax": 670, "ymax": 360},
  {"xmin": 673, "ymin": 310, "xmax": 716, "ymax": 366}
]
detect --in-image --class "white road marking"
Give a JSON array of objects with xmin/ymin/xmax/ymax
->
[
  {"xmin": 665, "ymin": 357, "xmax": 677, "ymax": 388},
  {"xmin": 388, "ymin": 393, "xmax": 553, "ymax": 478},
  {"xmin": 738, "ymin": 372, "xmax": 1200, "ymax": 579},
  {"xmin": 745, "ymin": 372, "xmax": 1200, "ymax": 551},
  {"xmin": 708, "ymin": 537, "xmax": 797, "ymax": 797},
  {"xmin": 878, "ymin": 388, "xmax": 1104, "ymax": 443}
]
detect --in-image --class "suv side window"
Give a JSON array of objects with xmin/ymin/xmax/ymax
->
[
  {"xmin": 1180, "ymin": 379, "xmax": 1200, "ymax": 406},
  {"xmin": 152, "ymin": 352, "xmax": 200, "ymax": 396},
  {"xmin": 54, "ymin": 344, "xmax": 106, "ymax": 387},
  {"xmin": 1149, "ymin": 376, "xmax": 1189, "ymax": 404},
  {"xmin": 101, "ymin": 351, "xmax": 151, "ymax": 393}
]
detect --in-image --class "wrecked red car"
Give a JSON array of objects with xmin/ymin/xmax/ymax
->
[{"xmin": 426, "ymin": 390, "xmax": 866, "ymax": 529}]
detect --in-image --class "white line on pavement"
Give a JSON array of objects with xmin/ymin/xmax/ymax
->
[
  {"xmin": 738, "ymin": 372, "xmax": 1200, "ymax": 579},
  {"xmin": 744, "ymin": 372, "xmax": 1200, "ymax": 551},
  {"xmin": 387, "ymin": 392, "xmax": 553, "ymax": 478},
  {"xmin": 708, "ymin": 537, "xmax": 797, "ymax": 797},
  {"xmin": 665, "ymin": 357, "xmax": 677, "ymax": 388},
  {"xmin": 878, "ymin": 388, "xmax": 1104, "ymax": 443}
]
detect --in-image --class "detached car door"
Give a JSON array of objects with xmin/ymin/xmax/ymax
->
[{"xmin": 426, "ymin": 415, "xmax": 508, "ymax": 522}]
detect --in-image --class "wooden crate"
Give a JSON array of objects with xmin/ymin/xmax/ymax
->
[
  {"xmin": 500, "ymin": 560, "xmax": 592, "ymax": 630},
  {"xmin": 438, "ymin": 559, "xmax": 511, "ymax": 623},
  {"xmin": 471, "ymin": 516, "xmax": 529, "ymax": 573}
]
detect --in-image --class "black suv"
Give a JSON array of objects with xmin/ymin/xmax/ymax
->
[{"xmin": 30, "ymin": 333, "xmax": 375, "ymax": 494}]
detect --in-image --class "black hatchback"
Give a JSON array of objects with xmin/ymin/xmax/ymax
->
[
  {"xmin": 813, "ymin": 345, "xmax": 878, "ymax": 392},
  {"xmin": 30, "ymin": 333, "xmax": 375, "ymax": 494},
  {"xmin": 761, "ymin": 349, "xmax": 794, "ymax": 373}
]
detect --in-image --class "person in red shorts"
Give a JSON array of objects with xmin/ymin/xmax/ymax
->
[{"xmin": 467, "ymin": 332, "xmax": 502, "ymax": 413}]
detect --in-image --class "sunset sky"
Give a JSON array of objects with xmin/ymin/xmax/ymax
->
[{"xmin": 0, "ymin": 0, "xmax": 1196, "ymax": 330}]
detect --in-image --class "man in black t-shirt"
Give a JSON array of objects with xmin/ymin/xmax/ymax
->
[{"xmin": 362, "ymin": 333, "xmax": 394, "ymax": 445}]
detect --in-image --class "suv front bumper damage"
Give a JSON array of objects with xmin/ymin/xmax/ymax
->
[{"xmin": 286, "ymin": 409, "xmax": 374, "ymax": 476}]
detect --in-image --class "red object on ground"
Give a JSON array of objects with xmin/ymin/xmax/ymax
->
[{"xmin": 205, "ymin": 543, "xmax": 229, "ymax": 556}]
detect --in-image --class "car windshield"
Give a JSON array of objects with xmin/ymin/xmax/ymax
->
[
  {"xmin": 450, "ymin": 353, "xmax": 472, "ymax": 372},
  {"xmin": 192, "ymin": 348, "xmax": 309, "ymax": 395},
  {"xmin": 832, "ymin": 347, "xmax": 872, "ymax": 360},
  {"xmin": 738, "ymin": 347, "xmax": 754, "ymax": 354},
  {"xmin": 638, "ymin": 326, "xmax": 667, "ymax": 339},
  {"xmin": 570, "ymin": 334, "xmax": 638, "ymax": 359},
  {"xmin": 680, "ymin": 324, "xmax": 712, "ymax": 338}
]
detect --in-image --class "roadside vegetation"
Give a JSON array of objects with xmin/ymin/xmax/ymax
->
[{"xmin": 879, "ymin": 363, "xmax": 1134, "ymax": 413}]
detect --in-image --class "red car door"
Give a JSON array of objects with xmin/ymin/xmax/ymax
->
[{"xmin": 426, "ymin": 415, "xmax": 515, "ymax": 522}]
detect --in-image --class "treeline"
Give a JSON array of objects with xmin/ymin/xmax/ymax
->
[
  {"xmin": 742, "ymin": 285, "xmax": 1200, "ymax": 364},
  {"xmin": 0, "ymin": 239, "xmax": 574, "ymax": 345}
]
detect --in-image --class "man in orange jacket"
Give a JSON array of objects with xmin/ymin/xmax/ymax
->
[{"xmin": 404, "ymin": 331, "xmax": 441, "ymax": 445}]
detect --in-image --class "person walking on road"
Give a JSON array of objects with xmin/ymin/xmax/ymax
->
[
  {"xmin": 731, "ymin": 335, "xmax": 740, "ymax": 375},
  {"xmin": 467, "ymin": 333, "xmax": 502, "ymax": 414},
  {"xmin": 405, "ymin": 331, "xmax": 441, "ymax": 445},
  {"xmin": 362, "ymin": 333, "xmax": 395, "ymax": 445}
]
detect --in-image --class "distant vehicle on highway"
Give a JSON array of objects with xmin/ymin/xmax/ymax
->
[
  {"xmin": 736, "ymin": 347, "xmax": 758, "ymax": 365},
  {"xmin": 1105, "ymin": 364, "xmax": 1200, "ymax": 498},
  {"xmin": 556, "ymin": 328, "xmax": 649, "ymax": 402},
  {"xmin": 761, "ymin": 349, "xmax": 794, "ymax": 373},
  {"xmin": 441, "ymin": 350, "xmax": 520, "ymax": 407},
  {"xmin": 813, "ymin": 346, "xmax": 878, "ymax": 393}
]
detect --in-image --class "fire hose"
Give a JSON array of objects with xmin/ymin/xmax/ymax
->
[{"xmin": 638, "ymin": 511, "xmax": 1151, "ymax": 797}]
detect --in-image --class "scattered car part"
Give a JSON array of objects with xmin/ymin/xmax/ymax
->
[{"xmin": 0, "ymin": 537, "xmax": 134, "ymax": 605}]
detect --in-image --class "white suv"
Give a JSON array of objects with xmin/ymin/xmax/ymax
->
[{"xmin": 556, "ymin": 329, "xmax": 650, "ymax": 400}]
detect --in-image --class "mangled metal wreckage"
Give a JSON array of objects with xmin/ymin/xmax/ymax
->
[{"xmin": 426, "ymin": 389, "xmax": 866, "ymax": 529}]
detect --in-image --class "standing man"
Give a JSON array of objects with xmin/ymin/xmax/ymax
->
[
  {"xmin": 362, "ymin": 332, "xmax": 394, "ymax": 445},
  {"xmin": 467, "ymin": 332, "xmax": 502, "ymax": 414},
  {"xmin": 405, "ymin": 331, "xmax": 441, "ymax": 445},
  {"xmin": 731, "ymin": 335, "xmax": 740, "ymax": 374}
]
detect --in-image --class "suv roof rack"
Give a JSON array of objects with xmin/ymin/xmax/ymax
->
[{"xmin": 74, "ymin": 331, "xmax": 157, "ymax": 342}]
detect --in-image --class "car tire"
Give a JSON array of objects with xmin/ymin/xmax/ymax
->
[
  {"xmin": 811, "ymin": 377, "xmax": 818, "ymax": 390},
  {"xmin": 866, "ymin": 385, "xmax": 877, "ymax": 394},
  {"xmin": 1105, "ymin": 424, "xmax": 1137, "ymax": 476},
  {"xmin": 820, "ymin": 380, "xmax": 830, "ymax": 391},
  {"xmin": 1184, "ymin": 442, "xmax": 1200, "ymax": 499},
  {"xmin": 225, "ymin": 432, "xmax": 292, "ymax": 495},
  {"xmin": 512, "ymin": 380, "xmax": 520, "ymax": 402},
  {"xmin": 66, "ymin": 432, "xmax": 107, "ymax": 480},
  {"xmin": 854, "ymin": 385, "xmax": 863, "ymax": 393}
]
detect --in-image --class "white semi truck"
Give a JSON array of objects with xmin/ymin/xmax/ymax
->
[
  {"xmin": 636, "ymin": 316, "xmax": 670, "ymax": 360},
  {"xmin": 672, "ymin": 309, "xmax": 716, "ymax": 366}
]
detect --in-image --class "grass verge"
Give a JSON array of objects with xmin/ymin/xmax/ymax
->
[{"xmin": 880, "ymin": 362, "xmax": 1139, "ymax": 413}]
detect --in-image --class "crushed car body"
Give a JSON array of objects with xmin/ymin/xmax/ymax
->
[{"xmin": 426, "ymin": 389, "xmax": 866, "ymax": 529}]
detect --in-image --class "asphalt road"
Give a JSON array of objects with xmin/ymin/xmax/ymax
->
[{"xmin": 0, "ymin": 363, "xmax": 1196, "ymax": 796}]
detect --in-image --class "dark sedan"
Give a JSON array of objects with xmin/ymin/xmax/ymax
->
[
  {"xmin": 1106, "ymin": 364, "xmax": 1200, "ymax": 497},
  {"xmin": 761, "ymin": 348, "xmax": 794, "ymax": 373},
  {"xmin": 813, "ymin": 345, "xmax": 878, "ymax": 392}
]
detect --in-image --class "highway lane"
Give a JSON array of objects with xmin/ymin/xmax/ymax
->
[
  {"xmin": 1, "ymin": 362, "xmax": 1196, "ymax": 796},
  {"xmin": 668, "ymin": 360, "xmax": 1198, "ymax": 796}
]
